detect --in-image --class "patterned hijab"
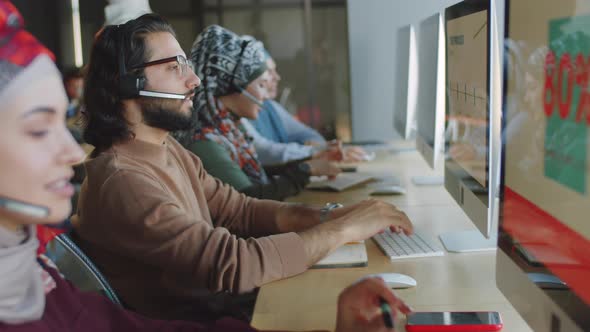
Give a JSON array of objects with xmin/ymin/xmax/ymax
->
[
  {"xmin": 0, "ymin": 1, "xmax": 57, "ymax": 324},
  {"xmin": 186, "ymin": 25, "xmax": 269, "ymax": 184}
]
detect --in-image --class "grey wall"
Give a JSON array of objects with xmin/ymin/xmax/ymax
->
[
  {"xmin": 13, "ymin": 0, "xmax": 62, "ymax": 67},
  {"xmin": 347, "ymin": 0, "xmax": 461, "ymax": 141}
]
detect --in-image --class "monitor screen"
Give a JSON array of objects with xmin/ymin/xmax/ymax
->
[
  {"xmin": 446, "ymin": 5, "xmax": 489, "ymax": 190},
  {"xmin": 393, "ymin": 25, "xmax": 414, "ymax": 139},
  {"xmin": 416, "ymin": 13, "xmax": 445, "ymax": 169},
  {"xmin": 443, "ymin": 0, "xmax": 495, "ymax": 242},
  {"xmin": 499, "ymin": 0, "xmax": 590, "ymax": 330}
]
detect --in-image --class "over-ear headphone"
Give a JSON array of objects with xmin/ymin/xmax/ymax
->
[
  {"xmin": 116, "ymin": 23, "xmax": 146, "ymax": 99},
  {"xmin": 114, "ymin": 23, "xmax": 187, "ymax": 100}
]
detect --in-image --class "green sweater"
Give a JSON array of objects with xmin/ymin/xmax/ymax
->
[
  {"xmin": 187, "ymin": 140, "xmax": 253, "ymax": 191},
  {"xmin": 187, "ymin": 140, "xmax": 310, "ymax": 200}
]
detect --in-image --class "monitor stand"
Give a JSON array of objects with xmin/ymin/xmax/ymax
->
[
  {"xmin": 411, "ymin": 175, "xmax": 444, "ymax": 186},
  {"xmin": 439, "ymin": 230, "xmax": 497, "ymax": 252}
]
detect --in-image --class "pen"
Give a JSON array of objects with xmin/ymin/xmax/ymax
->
[{"xmin": 379, "ymin": 297, "xmax": 394, "ymax": 329}]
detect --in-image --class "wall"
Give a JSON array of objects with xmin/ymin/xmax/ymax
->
[
  {"xmin": 347, "ymin": 0, "xmax": 461, "ymax": 141},
  {"xmin": 12, "ymin": 0, "xmax": 63, "ymax": 67},
  {"xmin": 201, "ymin": 2, "xmax": 351, "ymax": 140}
]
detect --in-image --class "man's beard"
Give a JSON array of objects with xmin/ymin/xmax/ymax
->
[{"xmin": 138, "ymin": 97, "xmax": 192, "ymax": 132}]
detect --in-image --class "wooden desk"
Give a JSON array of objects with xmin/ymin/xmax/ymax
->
[
  {"xmin": 251, "ymin": 148, "xmax": 533, "ymax": 332},
  {"xmin": 295, "ymin": 150, "xmax": 455, "ymax": 207}
]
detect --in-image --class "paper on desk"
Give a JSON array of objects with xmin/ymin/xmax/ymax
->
[
  {"xmin": 312, "ymin": 242, "xmax": 368, "ymax": 269},
  {"xmin": 309, "ymin": 175, "xmax": 327, "ymax": 183},
  {"xmin": 306, "ymin": 173, "xmax": 374, "ymax": 191}
]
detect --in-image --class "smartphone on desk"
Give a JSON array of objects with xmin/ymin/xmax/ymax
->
[{"xmin": 406, "ymin": 311, "xmax": 502, "ymax": 332}]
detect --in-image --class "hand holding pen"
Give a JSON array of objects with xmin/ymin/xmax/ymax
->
[
  {"xmin": 314, "ymin": 139, "xmax": 345, "ymax": 161},
  {"xmin": 312, "ymin": 139, "xmax": 371, "ymax": 163},
  {"xmin": 335, "ymin": 277, "xmax": 412, "ymax": 332}
]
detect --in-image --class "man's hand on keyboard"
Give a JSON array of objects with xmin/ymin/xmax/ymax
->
[
  {"xmin": 330, "ymin": 199, "xmax": 414, "ymax": 243},
  {"xmin": 297, "ymin": 200, "xmax": 413, "ymax": 267}
]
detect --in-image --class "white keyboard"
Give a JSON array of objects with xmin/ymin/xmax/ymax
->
[
  {"xmin": 307, "ymin": 173, "xmax": 374, "ymax": 191},
  {"xmin": 370, "ymin": 175, "xmax": 402, "ymax": 187},
  {"xmin": 373, "ymin": 230, "xmax": 445, "ymax": 260},
  {"xmin": 411, "ymin": 176, "xmax": 444, "ymax": 186}
]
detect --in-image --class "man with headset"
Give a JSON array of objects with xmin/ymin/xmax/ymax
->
[{"xmin": 73, "ymin": 14, "xmax": 413, "ymax": 322}]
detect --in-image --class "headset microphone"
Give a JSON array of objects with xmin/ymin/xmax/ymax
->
[
  {"xmin": 116, "ymin": 25, "xmax": 194, "ymax": 101},
  {"xmin": 238, "ymin": 87, "xmax": 265, "ymax": 107},
  {"xmin": 228, "ymin": 39, "xmax": 266, "ymax": 108},
  {"xmin": 0, "ymin": 196, "xmax": 49, "ymax": 218},
  {"xmin": 138, "ymin": 90, "xmax": 187, "ymax": 100}
]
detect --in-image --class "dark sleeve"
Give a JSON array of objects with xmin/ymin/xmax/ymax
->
[
  {"xmin": 263, "ymin": 158, "xmax": 310, "ymax": 176},
  {"xmin": 188, "ymin": 139, "xmax": 309, "ymax": 201},
  {"xmin": 72, "ymin": 292, "xmax": 259, "ymax": 332},
  {"xmin": 187, "ymin": 140, "xmax": 254, "ymax": 191},
  {"xmin": 241, "ymin": 162, "xmax": 310, "ymax": 201},
  {"xmin": 34, "ymin": 265, "xmax": 259, "ymax": 332}
]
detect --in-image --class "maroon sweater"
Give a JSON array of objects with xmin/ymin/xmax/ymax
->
[{"xmin": 0, "ymin": 265, "xmax": 257, "ymax": 332}]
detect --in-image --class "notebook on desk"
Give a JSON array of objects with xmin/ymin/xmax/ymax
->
[
  {"xmin": 307, "ymin": 173, "xmax": 374, "ymax": 191},
  {"xmin": 312, "ymin": 242, "xmax": 368, "ymax": 268}
]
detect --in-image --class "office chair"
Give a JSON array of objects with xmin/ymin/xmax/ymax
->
[{"xmin": 44, "ymin": 232, "xmax": 122, "ymax": 306}]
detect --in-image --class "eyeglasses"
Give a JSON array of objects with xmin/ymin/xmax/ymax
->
[{"xmin": 131, "ymin": 55, "xmax": 195, "ymax": 79}]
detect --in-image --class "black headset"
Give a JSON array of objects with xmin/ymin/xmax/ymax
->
[
  {"xmin": 115, "ymin": 23, "xmax": 146, "ymax": 99},
  {"xmin": 229, "ymin": 39, "xmax": 250, "ymax": 91}
]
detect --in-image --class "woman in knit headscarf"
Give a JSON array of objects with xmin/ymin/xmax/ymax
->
[{"xmin": 177, "ymin": 25, "xmax": 340, "ymax": 200}]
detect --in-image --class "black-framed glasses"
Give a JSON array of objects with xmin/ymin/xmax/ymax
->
[{"xmin": 130, "ymin": 55, "xmax": 194, "ymax": 78}]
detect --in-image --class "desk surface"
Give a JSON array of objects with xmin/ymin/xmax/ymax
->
[{"xmin": 251, "ymin": 146, "xmax": 532, "ymax": 332}]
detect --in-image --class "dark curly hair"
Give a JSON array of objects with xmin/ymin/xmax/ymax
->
[{"xmin": 82, "ymin": 14, "xmax": 175, "ymax": 151}]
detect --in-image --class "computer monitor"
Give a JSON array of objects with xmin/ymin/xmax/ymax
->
[
  {"xmin": 393, "ymin": 25, "xmax": 418, "ymax": 140},
  {"xmin": 441, "ymin": 0, "xmax": 503, "ymax": 252},
  {"xmin": 415, "ymin": 13, "xmax": 446, "ymax": 170},
  {"xmin": 497, "ymin": 0, "xmax": 590, "ymax": 331}
]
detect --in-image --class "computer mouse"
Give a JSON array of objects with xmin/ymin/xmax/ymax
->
[
  {"xmin": 370, "ymin": 185, "xmax": 407, "ymax": 195},
  {"xmin": 361, "ymin": 151, "xmax": 376, "ymax": 161},
  {"xmin": 365, "ymin": 273, "xmax": 417, "ymax": 289}
]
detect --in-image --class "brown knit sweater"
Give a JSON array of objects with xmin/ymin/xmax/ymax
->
[{"xmin": 72, "ymin": 136, "xmax": 308, "ymax": 320}]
